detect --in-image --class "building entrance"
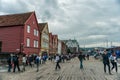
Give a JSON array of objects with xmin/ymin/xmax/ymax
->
[{"xmin": 0, "ymin": 41, "xmax": 2, "ymax": 52}]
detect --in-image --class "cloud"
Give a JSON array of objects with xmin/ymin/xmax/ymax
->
[{"xmin": 1, "ymin": 0, "xmax": 120, "ymax": 47}]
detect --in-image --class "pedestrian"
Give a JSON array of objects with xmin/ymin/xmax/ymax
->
[
  {"xmin": 61, "ymin": 55, "xmax": 65, "ymax": 63},
  {"xmin": 35, "ymin": 55, "xmax": 40, "ymax": 72},
  {"xmin": 86, "ymin": 54, "xmax": 89, "ymax": 60},
  {"xmin": 55, "ymin": 54, "xmax": 61, "ymax": 70},
  {"xmin": 109, "ymin": 52, "xmax": 118, "ymax": 72},
  {"xmin": 102, "ymin": 50, "xmax": 111, "ymax": 74},
  {"xmin": 78, "ymin": 51, "xmax": 84, "ymax": 69},
  {"xmin": 22, "ymin": 54, "xmax": 26, "ymax": 72},
  {"xmin": 7, "ymin": 54, "xmax": 12, "ymax": 72},
  {"xmin": 42, "ymin": 55, "xmax": 45, "ymax": 64},
  {"xmin": 13, "ymin": 55, "xmax": 20, "ymax": 72}
]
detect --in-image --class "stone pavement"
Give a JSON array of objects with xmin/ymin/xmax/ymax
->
[{"xmin": 0, "ymin": 57, "xmax": 119, "ymax": 80}]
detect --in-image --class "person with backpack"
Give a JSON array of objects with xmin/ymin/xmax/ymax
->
[
  {"xmin": 78, "ymin": 51, "xmax": 84, "ymax": 69},
  {"xmin": 35, "ymin": 55, "xmax": 40, "ymax": 72},
  {"xmin": 109, "ymin": 52, "xmax": 118, "ymax": 72},
  {"xmin": 55, "ymin": 54, "xmax": 61, "ymax": 70},
  {"xmin": 7, "ymin": 54, "xmax": 12, "ymax": 72}
]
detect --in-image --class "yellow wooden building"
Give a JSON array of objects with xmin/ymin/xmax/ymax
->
[{"xmin": 38, "ymin": 23, "xmax": 49, "ymax": 56}]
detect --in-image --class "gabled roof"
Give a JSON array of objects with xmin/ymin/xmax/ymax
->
[
  {"xmin": 0, "ymin": 12, "xmax": 33, "ymax": 27},
  {"xmin": 38, "ymin": 23, "xmax": 48, "ymax": 32}
]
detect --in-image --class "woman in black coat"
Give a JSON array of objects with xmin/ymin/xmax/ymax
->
[{"xmin": 102, "ymin": 51, "xmax": 111, "ymax": 74}]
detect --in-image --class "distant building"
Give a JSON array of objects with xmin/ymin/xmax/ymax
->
[
  {"xmin": 58, "ymin": 40, "xmax": 67, "ymax": 55},
  {"xmin": 52, "ymin": 35, "xmax": 58, "ymax": 55},
  {"xmin": 38, "ymin": 23, "xmax": 49, "ymax": 56},
  {"xmin": 0, "ymin": 12, "xmax": 40, "ymax": 55},
  {"xmin": 58, "ymin": 40, "xmax": 62, "ymax": 55},
  {"xmin": 63, "ymin": 39, "xmax": 79, "ymax": 53},
  {"xmin": 61, "ymin": 41, "xmax": 67, "ymax": 54}
]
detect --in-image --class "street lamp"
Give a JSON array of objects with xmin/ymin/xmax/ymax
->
[{"xmin": 20, "ymin": 43, "xmax": 24, "ymax": 54}]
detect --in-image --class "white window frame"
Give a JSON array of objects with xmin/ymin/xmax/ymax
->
[
  {"xmin": 34, "ymin": 40, "xmax": 38, "ymax": 48},
  {"xmin": 27, "ymin": 25, "xmax": 30, "ymax": 33},
  {"xmin": 36, "ymin": 30, "xmax": 38, "ymax": 36},
  {"xmin": 27, "ymin": 38, "xmax": 30, "ymax": 47},
  {"xmin": 36, "ymin": 41, "xmax": 38, "ymax": 48},
  {"xmin": 34, "ymin": 29, "xmax": 36, "ymax": 36},
  {"xmin": 34, "ymin": 29, "xmax": 38, "ymax": 37},
  {"xmin": 34, "ymin": 40, "xmax": 36, "ymax": 47}
]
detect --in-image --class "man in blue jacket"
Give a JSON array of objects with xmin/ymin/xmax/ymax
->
[{"xmin": 78, "ymin": 51, "xmax": 84, "ymax": 69}]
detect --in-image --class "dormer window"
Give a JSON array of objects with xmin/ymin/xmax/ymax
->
[{"xmin": 27, "ymin": 25, "xmax": 30, "ymax": 33}]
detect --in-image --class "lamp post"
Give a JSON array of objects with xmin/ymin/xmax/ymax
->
[{"xmin": 20, "ymin": 43, "xmax": 24, "ymax": 54}]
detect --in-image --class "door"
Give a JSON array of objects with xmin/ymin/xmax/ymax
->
[{"xmin": 0, "ymin": 41, "xmax": 2, "ymax": 52}]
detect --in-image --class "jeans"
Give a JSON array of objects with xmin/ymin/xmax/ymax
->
[
  {"xmin": 111, "ymin": 62, "xmax": 117, "ymax": 72},
  {"xmin": 22, "ymin": 62, "xmax": 26, "ymax": 71},
  {"xmin": 80, "ymin": 60, "xmax": 83, "ymax": 69},
  {"xmin": 104, "ymin": 63, "xmax": 111, "ymax": 74},
  {"xmin": 55, "ymin": 61, "xmax": 61, "ymax": 70},
  {"xmin": 13, "ymin": 63, "xmax": 20, "ymax": 72},
  {"xmin": 8, "ymin": 64, "xmax": 12, "ymax": 72},
  {"xmin": 36, "ymin": 63, "xmax": 39, "ymax": 72}
]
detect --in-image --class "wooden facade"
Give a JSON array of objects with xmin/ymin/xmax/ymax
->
[
  {"xmin": 38, "ymin": 23, "xmax": 49, "ymax": 56},
  {"xmin": 0, "ymin": 12, "xmax": 40, "ymax": 55}
]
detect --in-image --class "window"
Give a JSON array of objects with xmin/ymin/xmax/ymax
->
[
  {"xmin": 34, "ymin": 29, "xmax": 38, "ymax": 36},
  {"xmin": 34, "ymin": 40, "xmax": 38, "ymax": 48},
  {"xmin": 36, "ymin": 41, "xmax": 38, "ymax": 47},
  {"xmin": 27, "ymin": 25, "xmax": 30, "ymax": 33},
  {"xmin": 34, "ymin": 29, "xmax": 36, "ymax": 36},
  {"xmin": 36, "ymin": 30, "xmax": 38, "ymax": 36},
  {"xmin": 27, "ymin": 38, "xmax": 30, "ymax": 47}
]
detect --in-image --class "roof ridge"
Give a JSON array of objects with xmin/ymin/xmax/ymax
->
[
  {"xmin": 0, "ymin": 11, "xmax": 34, "ymax": 27},
  {"xmin": 0, "ymin": 11, "xmax": 34, "ymax": 17}
]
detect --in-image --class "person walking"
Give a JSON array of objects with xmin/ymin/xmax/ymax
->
[
  {"xmin": 109, "ymin": 52, "xmax": 118, "ymax": 72},
  {"xmin": 55, "ymin": 54, "xmax": 61, "ymax": 70},
  {"xmin": 22, "ymin": 54, "xmax": 26, "ymax": 72},
  {"xmin": 102, "ymin": 50, "xmax": 111, "ymax": 74},
  {"xmin": 78, "ymin": 51, "xmax": 84, "ymax": 69},
  {"xmin": 13, "ymin": 55, "xmax": 20, "ymax": 72},
  {"xmin": 35, "ymin": 55, "xmax": 40, "ymax": 72},
  {"xmin": 7, "ymin": 54, "xmax": 12, "ymax": 72},
  {"xmin": 86, "ymin": 54, "xmax": 89, "ymax": 60}
]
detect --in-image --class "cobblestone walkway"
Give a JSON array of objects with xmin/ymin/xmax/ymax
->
[{"xmin": 0, "ymin": 57, "xmax": 119, "ymax": 80}]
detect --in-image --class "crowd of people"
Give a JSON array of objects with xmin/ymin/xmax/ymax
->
[
  {"xmin": 7, "ymin": 53, "xmax": 77, "ymax": 72},
  {"xmin": 6, "ymin": 50, "xmax": 119, "ymax": 75},
  {"xmin": 7, "ymin": 54, "xmax": 48, "ymax": 72}
]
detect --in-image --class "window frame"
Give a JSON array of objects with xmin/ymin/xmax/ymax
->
[
  {"xmin": 26, "ymin": 38, "xmax": 30, "ymax": 47},
  {"xmin": 34, "ymin": 40, "xmax": 38, "ymax": 48},
  {"xmin": 27, "ymin": 25, "xmax": 30, "ymax": 33}
]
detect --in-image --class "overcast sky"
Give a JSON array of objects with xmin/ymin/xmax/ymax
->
[{"xmin": 0, "ymin": 0, "xmax": 120, "ymax": 47}]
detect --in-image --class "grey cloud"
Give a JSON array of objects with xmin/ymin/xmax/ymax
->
[
  {"xmin": 0, "ymin": 0, "xmax": 29, "ymax": 14},
  {"xmin": 1, "ymin": 0, "xmax": 120, "ymax": 47}
]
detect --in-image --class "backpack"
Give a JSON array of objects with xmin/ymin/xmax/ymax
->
[
  {"xmin": 13, "ymin": 56, "xmax": 18, "ymax": 62},
  {"xmin": 35, "ymin": 57, "xmax": 39, "ymax": 64},
  {"xmin": 7, "ymin": 57, "xmax": 11, "ymax": 64}
]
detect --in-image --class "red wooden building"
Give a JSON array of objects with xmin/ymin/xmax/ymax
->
[
  {"xmin": 49, "ymin": 33, "xmax": 53, "ymax": 55},
  {"xmin": 0, "ymin": 12, "xmax": 40, "ymax": 55},
  {"xmin": 52, "ymin": 35, "xmax": 58, "ymax": 54},
  {"xmin": 61, "ymin": 41, "xmax": 67, "ymax": 54}
]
